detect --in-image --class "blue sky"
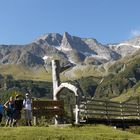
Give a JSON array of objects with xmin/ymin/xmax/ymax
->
[{"xmin": 0, "ymin": 0, "xmax": 140, "ymax": 44}]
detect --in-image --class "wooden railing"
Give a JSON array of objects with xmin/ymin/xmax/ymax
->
[
  {"xmin": 32, "ymin": 100, "xmax": 64, "ymax": 117},
  {"xmin": 80, "ymin": 99, "xmax": 140, "ymax": 120}
]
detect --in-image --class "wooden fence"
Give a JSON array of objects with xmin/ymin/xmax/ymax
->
[
  {"xmin": 32, "ymin": 99, "xmax": 140, "ymax": 126},
  {"xmin": 32, "ymin": 100, "xmax": 64, "ymax": 117},
  {"xmin": 80, "ymin": 99, "xmax": 140, "ymax": 122}
]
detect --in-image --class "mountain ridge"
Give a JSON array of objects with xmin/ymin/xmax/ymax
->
[{"xmin": 0, "ymin": 32, "xmax": 139, "ymax": 68}]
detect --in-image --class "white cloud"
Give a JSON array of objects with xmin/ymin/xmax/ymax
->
[{"xmin": 130, "ymin": 29, "xmax": 140, "ymax": 37}]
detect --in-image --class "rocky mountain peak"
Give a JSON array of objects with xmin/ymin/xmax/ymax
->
[
  {"xmin": 59, "ymin": 32, "xmax": 73, "ymax": 51},
  {"xmin": 34, "ymin": 33, "xmax": 62, "ymax": 47},
  {"xmin": 63, "ymin": 32, "xmax": 71, "ymax": 39}
]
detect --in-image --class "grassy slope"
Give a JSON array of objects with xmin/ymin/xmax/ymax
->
[
  {"xmin": 111, "ymin": 85, "xmax": 140, "ymax": 102},
  {"xmin": 95, "ymin": 49, "xmax": 140, "ymax": 100},
  {"xmin": 0, "ymin": 64, "xmax": 104, "ymax": 82},
  {"xmin": 60, "ymin": 64, "xmax": 106, "ymax": 85},
  {"xmin": 0, "ymin": 125, "xmax": 139, "ymax": 140},
  {"xmin": 110, "ymin": 51, "xmax": 140, "ymax": 102},
  {"xmin": 0, "ymin": 64, "xmax": 54, "ymax": 81},
  {"xmin": 71, "ymin": 65, "xmax": 107, "ymax": 79},
  {"xmin": 0, "ymin": 64, "xmax": 70, "ymax": 82}
]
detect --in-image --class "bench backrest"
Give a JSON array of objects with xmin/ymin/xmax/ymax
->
[{"xmin": 32, "ymin": 100, "xmax": 64, "ymax": 117}]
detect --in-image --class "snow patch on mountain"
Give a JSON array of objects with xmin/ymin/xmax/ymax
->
[
  {"xmin": 117, "ymin": 43, "xmax": 140, "ymax": 48},
  {"xmin": 58, "ymin": 46, "xmax": 73, "ymax": 51},
  {"xmin": 91, "ymin": 55, "xmax": 109, "ymax": 60},
  {"xmin": 68, "ymin": 58, "xmax": 77, "ymax": 64}
]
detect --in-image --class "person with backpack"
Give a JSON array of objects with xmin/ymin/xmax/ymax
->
[
  {"xmin": 0, "ymin": 98, "xmax": 4, "ymax": 125},
  {"xmin": 23, "ymin": 93, "xmax": 32, "ymax": 126},
  {"xmin": 12, "ymin": 94, "xmax": 23, "ymax": 127},
  {"xmin": 4, "ymin": 96, "xmax": 14, "ymax": 127}
]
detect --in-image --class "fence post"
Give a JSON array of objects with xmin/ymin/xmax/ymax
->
[
  {"xmin": 33, "ymin": 116, "xmax": 37, "ymax": 126},
  {"xmin": 75, "ymin": 96, "xmax": 80, "ymax": 124},
  {"xmin": 120, "ymin": 102, "xmax": 123, "ymax": 119},
  {"xmin": 105, "ymin": 100, "xmax": 109, "ymax": 124},
  {"xmin": 120, "ymin": 102, "xmax": 122, "ymax": 124},
  {"xmin": 120, "ymin": 102, "xmax": 125, "ymax": 129},
  {"xmin": 85, "ymin": 98, "xmax": 88, "ymax": 120},
  {"xmin": 137, "ymin": 97, "xmax": 140, "ymax": 120}
]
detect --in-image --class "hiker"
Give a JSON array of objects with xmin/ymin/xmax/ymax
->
[
  {"xmin": 12, "ymin": 95, "xmax": 23, "ymax": 127},
  {"xmin": 4, "ymin": 96, "xmax": 14, "ymax": 127},
  {"xmin": 0, "ymin": 99, "xmax": 4, "ymax": 125},
  {"xmin": 23, "ymin": 93, "xmax": 32, "ymax": 126}
]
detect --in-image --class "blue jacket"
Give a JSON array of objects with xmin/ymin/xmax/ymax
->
[{"xmin": 0, "ymin": 104, "xmax": 3, "ymax": 114}]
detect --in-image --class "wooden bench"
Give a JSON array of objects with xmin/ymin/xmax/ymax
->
[{"xmin": 32, "ymin": 100, "xmax": 64, "ymax": 117}]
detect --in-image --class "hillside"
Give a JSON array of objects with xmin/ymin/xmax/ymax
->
[
  {"xmin": 0, "ymin": 33, "xmax": 140, "ymax": 101},
  {"xmin": 95, "ymin": 49, "xmax": 140, "ymax": 102},
  {"xmin": 0, "ymin": 64, "xmax": 50, "ymax": 81}
]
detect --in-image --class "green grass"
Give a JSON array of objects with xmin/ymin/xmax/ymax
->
[
  {"xmin": 111, "ymin": 89, "xmax": 134, "ymax": 102},
  {"xmin": 0, "ymin": 64, "xmax": 70, "ymax": 82},
  {"xmin": 72, "ymin": 65, "xmax": 107, "ymax": 79},
  {"xmin": 111, "ymin": 85, "xmax": 140, "ymax": 102},
  {"xmin": 0, "ymin": 125, "xmax": 139, "ymax": 140},
  {"xmin": 0, "ymin": 64, "xmax": 52, "ymax": 81}
]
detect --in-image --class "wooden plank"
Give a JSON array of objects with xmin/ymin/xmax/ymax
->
[
  {"xmin": 123, "ymin": 109, "xmax": 138, "ymax": 112},
  {"xmin": 33, "ymin": 100, "xmax": 64, "ymax": 106},
  {"xmin": 85, "ymin": 102, "xmax": 105, "ymax": 105},
  {"xmin": 85, "ymin": 104, "xmax": 138, "ymax": 110},
  {"xmin": 85, "ymin": 108, "xmax": 121, "ymax": 112},
  {"xmin": 33, "ymin": 109, "xmax": 64, "ymax": 116},
  {"xmin": 33, "ymin": 101, "xmax": 64, "ymax": 107},
  {"xmin": 123, "ymin": 104, "xmax": 138, "ymax": 108},
  {"xmin": 104, "ymin": 105, "xmax": 121, "ymax": 108},
  {"xmin": 86, "ymin": 104, "xmax": 105, "ymax": 107},
  {"xmin": 81, "ymin": 112, "xmax": 121, "ymax": 116},
  {"xmin": 85, "ymin": 108, "xmax": 107, "ymax": 111},
  {"xmin": 80, "ymin": 111, "xmax": 139, "ymax": 117},
  {"xmin": 122, "ymin": 114, "xmax": 138, "ymax": 117},
  {"xmin": 123, "ymin": 102, "xmax": 138, "ymax": 106}
]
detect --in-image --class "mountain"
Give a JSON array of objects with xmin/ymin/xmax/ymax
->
[
  {"xmin": 0, "ymin": 32, "xmax": 140, "ymax": 102},
  {"xmin": 0, "ymin": 32, "xmax": 139, "ymax": 68},
  {"xmin": 0, "ymin": 32, "xmax": 140, "ymax": 80}
]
